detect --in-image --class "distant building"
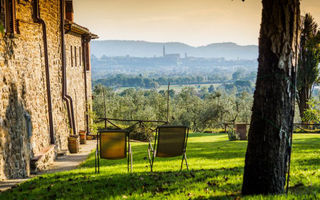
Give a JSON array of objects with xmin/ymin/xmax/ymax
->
[{"xmin": 162, "ymin": 45, "xmax": 180, "ymax": 60}]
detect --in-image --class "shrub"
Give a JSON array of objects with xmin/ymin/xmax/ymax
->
[
  {"xmin": 203, "ymin": 128, "xmax": 225, "ymax": 133},
  {"xmin": 127, "ymin": 123, "xmax": 154, "ymax": 142},
  {"xmin": 294, "ymin": 127, "xmax": 320, "ymax": 133},
  {"xmin": 227, "ymin": 129, "xmax": 239, "ymax": 141}
]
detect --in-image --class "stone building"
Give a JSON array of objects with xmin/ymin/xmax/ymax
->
[{"xmin": 0, "ymin": 0, "xmax": 97, "ymax": 179}]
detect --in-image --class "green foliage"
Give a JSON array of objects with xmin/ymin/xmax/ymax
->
[
  {"xmin": 93, "ymin": 72, "xmax": 257, "ymax": 90},
  {"xmin": 221, "ymin": 80, "xmax": 254, "ymax": 93},
  {"xmin": 2, "ymin": 133, "xmax": 320, "ymax": 199},
  {"xmin": 294, "ymin": 127, "xmax": 320, "ymax": 133},
  {"xmin": 208, "ymin": 84, "xmax": 215, "ymax": 93},
  {"xmin": 87, "ymin": 104, "xmax": 98, "ymax": 135},
  {"xmin": 127, "ymin": 123, "xmax": 154, "ymax": 141},
  {"xmin": 302, "ymin": 98, "xmax": 320, "ymax": 123},
  {"xmin": 92, "ymin": 84, "xmax": 253, "ymax": 134},
  {"xmin": 297, "ymin": 13, "xmax": 320, "ymax": 120},
  {"xmin": 0, "ymin": 23, "xmax": 4, "ymax": 33},
  {"xmin": 227, "ymin": 128, "xmax": 239, "ymax": 141},
  {"xmin": 232, "ymin": 70, "xmax": 244, "ymax": 80}
]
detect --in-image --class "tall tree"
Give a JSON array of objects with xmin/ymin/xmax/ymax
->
[
  {"xmin": 242, "ymin": 0, "xmax": 300, "ymax": 195},
  {"xmin": 296, "ymin": 14, "xmax": 320, "ymax": 122}
]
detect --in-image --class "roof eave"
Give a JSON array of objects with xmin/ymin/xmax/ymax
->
[{"xmin": 64, "ymin": 19, "xmax": 99, "ymax": 40}]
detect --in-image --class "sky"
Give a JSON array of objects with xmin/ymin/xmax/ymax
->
[{"xmin": 74, "ymin": 0, "xmax": 320, "ymax": 46}]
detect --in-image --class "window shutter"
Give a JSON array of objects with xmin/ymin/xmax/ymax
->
[
  {"xmin": 0, "ymin": 0, "xmax": 5, "ymax": 31},
  {"xmin": 65, "ymin": 0, "xmax": 73, "ymax": 22},
  {"xmin": 85, "ymin": 42, "xmax": 91, "ymax": 71},
  {"xmin": 6, "ymin": 0, "xmax": 17, "ymax": 34},
  {"xmin": 74, "ymin": 46, "xmax": 77, "ymax": 67}
]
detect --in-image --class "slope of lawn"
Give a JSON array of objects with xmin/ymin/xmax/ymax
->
[{"xmin": 0, "ymin": 133, "xmax": 319, "ymax": 200}]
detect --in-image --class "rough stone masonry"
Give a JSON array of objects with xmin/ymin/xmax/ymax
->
[{"xmin": 0, "ymin": 0, "xmax": 96, "ymax": 179}]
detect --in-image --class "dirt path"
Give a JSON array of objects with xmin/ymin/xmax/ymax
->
[{"xmin": 0, "ymin": 140, "xmax": 96, "ymax": 192}]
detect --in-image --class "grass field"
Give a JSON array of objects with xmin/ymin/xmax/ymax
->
[{"xmin": 1, "ymin": 133, "xmax": 319, "ymax": 200}]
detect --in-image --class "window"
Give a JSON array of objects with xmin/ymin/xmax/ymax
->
[
  {"xmin": 2, "ymin": 0, "xmax": 17, "ymax": 35},
  {"xmin": 0, "ymin": 0, "xmax": 5, "ymax": 31},
  {"xmin": 65, "ymin": 0, "xmax": 73, "ymax": 22},
  {"xmin": 84, "ymin": 42, "xmax": 91, "ymax": 71},
  {"xmin": 74, "ymin": 46, "xmax": 77, "ymax": 67},
  {"xmin": 70, "ymin": 45, "xmax": 73, "ymax": 67}
]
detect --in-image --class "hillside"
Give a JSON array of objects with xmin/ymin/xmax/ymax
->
[{"xmin": 91, "ymin": 40, "xmax": 258, "ymax": 60}]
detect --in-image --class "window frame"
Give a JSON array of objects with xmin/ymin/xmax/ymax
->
[
  {"xmin": 71, "ymin": 45, "xmax": 73, "ymax": 67},
  {"xmin": 74, "ymin": 46, "xmax": 77, "ymax": 67},
  {"xmin": 79, "ymin": 46, "xmax": 81, "ymax": 66},
  {"xmin": 4, "ymin": 0, "xmax": 17, "ymax": 35},
  {"xmin": 65, "ymin": 0, "xmax": 73, "ymax": 21},
  {"xmin": 85, "ymin": 42, "xmax": 91, "ymax": 71}
]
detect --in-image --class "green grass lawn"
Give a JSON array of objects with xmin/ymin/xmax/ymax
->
[{"xmin": 1, "ymin": 133, "xmax": 319, "ymax": 200}]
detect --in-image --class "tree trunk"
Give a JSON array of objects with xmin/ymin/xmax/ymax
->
[
  {"xmin": 297, "ymin": 86, "xmax": 310, "ymax": 122},
  {"xmin": 242, "ymin": 0, "xmax": 300, "ymax": 195}
]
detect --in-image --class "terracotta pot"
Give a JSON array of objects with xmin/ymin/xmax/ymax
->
[
  {"xmin": 68, "ymin": 136, "xmax": 80, "ymax": 153},
  {"xmin": 79, "ymin": 130, "xmax": 86, "ymax": 144}
]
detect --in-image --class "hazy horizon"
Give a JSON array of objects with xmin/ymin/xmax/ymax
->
[
  {"xmin": 92, "ymin": 39, "xmax": 259, "ymax": 48},
  {"xmin": 75, "ymin": 0, "xmax": 320, "ymax": 46}
]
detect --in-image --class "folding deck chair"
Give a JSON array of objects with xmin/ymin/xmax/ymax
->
[
  {"xmin": 148, "ymin": 125, "xmax": 189, "ymax": 172},
  {"xmin": 95, "ymin": 129, "xmax": 133, "ymax": 173}
]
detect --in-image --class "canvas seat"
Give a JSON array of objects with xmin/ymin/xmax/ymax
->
[
  {"xmin": 148, "ymin": 125, "xmax": 189, "ymax": 172},
  {"xmin": 95, "ymin": 130, "xmax": 133, "ymax": 173}
]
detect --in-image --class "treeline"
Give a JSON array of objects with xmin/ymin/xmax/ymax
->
[
  {"xmin": 93, "ymin": 72, "xmax": 256, "ymax": 90},
  {"xmin": 92, "ymin": 84, "xmax": 253, "ymax": 132}
]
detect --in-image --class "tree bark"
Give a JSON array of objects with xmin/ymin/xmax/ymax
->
[
  {"xmin": 242, "ymin": 0, "xmax": 300, "ymax": 195},
  {"xmin": 297, "ymin": 87, "xmax": 310, "ymax": 122}
]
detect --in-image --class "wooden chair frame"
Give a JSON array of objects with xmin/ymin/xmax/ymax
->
[
  {"xmin": 95, "ymin": 130, "xmax": 133, "ymax": 173},
  {"xmin": 148, "ymin": 126, "xmax": 189, "ymax": 172}
]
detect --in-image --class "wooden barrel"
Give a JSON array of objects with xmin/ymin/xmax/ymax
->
[
  {"xmin": 68, "ymin": 136, "xmax": 80, "ymax": 153},
  {"xmin": 79, "ymin": 130, "xmax": 86, "ymax": 144}
]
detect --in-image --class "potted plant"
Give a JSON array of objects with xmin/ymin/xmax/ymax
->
[
  {"xmin": 79, "ymin": 130, "xmax": 87, "ymax": 144},
  {"xmin": 68, "ymin": 135, "xmax": 80, "ymax": 153}
]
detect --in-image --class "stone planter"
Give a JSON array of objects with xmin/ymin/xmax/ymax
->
[
  {"xmin": 79, "ymin": 130, "xmax": 87, "ymax": 144},
  {"xmin": 68, "ymin": 135, "xmax": 80, "ymax": 153},
  {"xmin": 235, "ymin": 124, "xmax": 247, "ymax": 140}
]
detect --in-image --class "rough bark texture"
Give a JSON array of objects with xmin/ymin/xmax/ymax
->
[
  {"xmin": 242, "ymin": 0, "xmax": 300, "ymax": 195},
  {"xmin": 297, "ymin": 88, "xmax": 310, "ymax": 122}
]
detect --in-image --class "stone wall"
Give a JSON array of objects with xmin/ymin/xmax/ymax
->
[
  {"xmin": 0, "ymin": 1, "xmax": 48, "ymax": 179},
  {"xmin": 38, "ymin": 0, "xmax": 70, "ymax": 153},
  {"xmin": 65, "ymin": 33, "xmax": 87, "ymax": 133},
  {"xmin": 0, "ymin": 0, "xmax": 92, "ymax": 179}
]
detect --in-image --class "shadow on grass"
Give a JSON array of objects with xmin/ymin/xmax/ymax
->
[
  {"xmin": 3, "ymin": 167, "xmax": 319, "ymax": 200},
  {"xmin": 1, "ymin": 167, "xmax": 243, "ymax": 200},
  {"xmin": 2, "ymin": 133, "xmax": 319, "ymax": 200},
  {"xmin": 193, "ymin": 184, "xmax": 320, "ymax": 200},
  {"xmin": 79, "ymin": 142, "xmax": 247, "ymax": 172},
  {"xmin": 295, "ymin": 158, "xmax": 320, "ymax": 167}
]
